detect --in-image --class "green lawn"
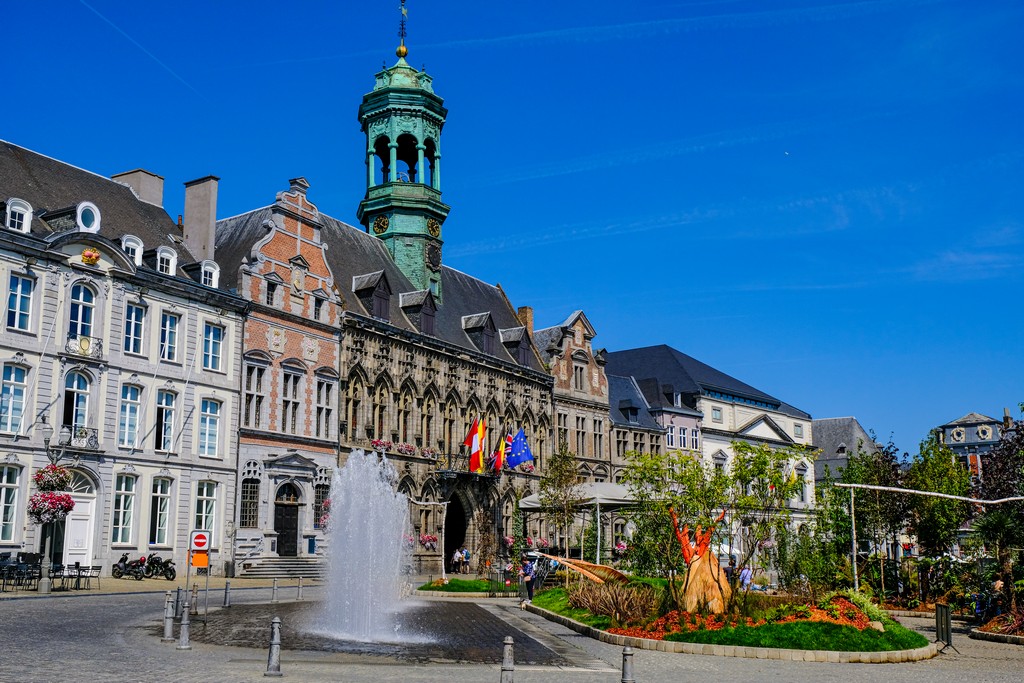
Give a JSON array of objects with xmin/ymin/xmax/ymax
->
[
  {"xmin": 532, "ymin": 588, "xmax": 612, "ymax": 630},
  {"xmin": 416, "ymin": 578, "xmax": 490, "ymax": 592},
  {"xmin": 663, "ymin": 619, "xmax": 928, "ymax": 651}
]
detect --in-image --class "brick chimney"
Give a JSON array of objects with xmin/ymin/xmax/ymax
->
[
  {"xmin": 183, "ymin": 175, "xmax": 219, "ymax": 262},
  {"xmin": 1004, "ymin": 407, "xmax": 1013, "ymax": 429},
  {"xmin": 517, "ymin": 306, "xmax": 534, "ymax": 336},
  {"xmin": 112, "ymin": 169, "xmax": 164, "ymax": 207}
]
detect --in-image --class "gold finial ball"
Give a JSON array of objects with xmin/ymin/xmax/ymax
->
[{"xmin": 396, "ymin": 44, "xmax": 408, "ymax": 58}]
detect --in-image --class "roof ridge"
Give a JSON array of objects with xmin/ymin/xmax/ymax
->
[{"xmin": 0, "ymin": 139, "xmax": 138, "ymax": 191}]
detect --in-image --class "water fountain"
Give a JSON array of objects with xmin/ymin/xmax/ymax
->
[{"xmin": 309, "ymin": 448, "xmax": 413, "ymax": 641}]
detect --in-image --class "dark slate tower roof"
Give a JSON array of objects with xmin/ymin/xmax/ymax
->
[{"xmin": 605, "ymin": 344, "xmax": 810, "ymax": 419}]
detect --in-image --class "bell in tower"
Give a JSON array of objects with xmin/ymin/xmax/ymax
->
[{"xmin": 356, "ymin": 1, "xmax": 450, "ymax": 300}]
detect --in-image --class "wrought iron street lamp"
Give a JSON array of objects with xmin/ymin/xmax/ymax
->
[{"xmin": 36, "ymin": 416, "xmax": 74, "ymax": 594}]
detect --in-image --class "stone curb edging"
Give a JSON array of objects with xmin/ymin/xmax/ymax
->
[
  {"xmin": 888, "ymin": 609, "xmax": 972, "ymax": 622},
  {"xmin": 416, "ymin": 591, "xmax": 516, "ymax": 599},
  {"xmin": 969, "ymin": 628, "xmax": 1024, "ymax": 645},
  {"xmin": 525, "ymin": 604, "xmax": 939, "ymax": 664}
]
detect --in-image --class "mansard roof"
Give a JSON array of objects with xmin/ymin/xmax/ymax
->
[
  {"xmin": 0, "ymin": 140, "xmax": 194, "ymax": 264},
  {"xmin": 605, "ymin": 344, "xmax": 810, "ymax": 419},
  {"xmin": 940, "ymin": 412, "xmax": 999, "ymax": 427},
  {"xmin": 607, "ymin": 374, "xmax": 663, "ymax": 430},
  {"xmin": 216, "ymin": 205, "xmax": 544, "ymax": 371}
]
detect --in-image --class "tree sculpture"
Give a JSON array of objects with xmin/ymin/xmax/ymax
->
[{"xmin": 671, "ymin": 507, "xmax": 731, "ymax": 613}]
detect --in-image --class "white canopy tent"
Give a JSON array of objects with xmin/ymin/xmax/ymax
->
[{"xmin": 519, "ymin": 483, "xmax": 636, "ymax": 564}]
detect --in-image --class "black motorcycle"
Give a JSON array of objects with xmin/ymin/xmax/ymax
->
[
  {"xmin": 143, "ymin": 552, "xmax": 177, "ymax": 581},
  {"xmin": 111, "ymin": 552, "xmax": 145, "ymax": 580}
]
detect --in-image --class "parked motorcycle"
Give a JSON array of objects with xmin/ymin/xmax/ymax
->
[
  {"xmin": 111, "ymin": 552, "xmax": 145, "ymax": 580},
  {"xmin": 143, "ymin": 552, "xmax": 177, "ymax": 581}
]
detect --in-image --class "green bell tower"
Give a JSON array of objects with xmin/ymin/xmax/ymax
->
[{"xmin": 356, "ymin": 1, "xmax": 449, "ymax": 300}]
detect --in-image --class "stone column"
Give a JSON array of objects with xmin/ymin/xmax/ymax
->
[
  {"xmin": 367, "ymin": 150, "xmax": 376, "ymax": 188},
  {"xmin": 416, "ymin": 144, "xmax": 425, "ymax": 184},
  {"xmin": 388, "ymin": 143, "xmax": 398, "ymax": 183}
]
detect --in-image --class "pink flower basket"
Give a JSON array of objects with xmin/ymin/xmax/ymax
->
[{"xmin": 28, "ymin": 491, "xmax": 75, "ymax": 525}]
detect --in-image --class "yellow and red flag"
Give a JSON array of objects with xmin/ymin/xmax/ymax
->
[
  {"xmin": 494, "ymin": 430, "xmax": 512, "ymax": 472},
  {"xmin": 464, "ymin": 417, "xmax": 486, "ymax": 473}
]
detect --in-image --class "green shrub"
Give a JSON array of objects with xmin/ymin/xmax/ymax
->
[
  {"xmin": 664, "ymin": 620, "xmax": 928, "ymax": 651},
  {"xmin": 566, "ymin": 580, "xmax": 660, "ymax": 627},
  {"xmin": 417, "ymin": 578, "xmax": 490, "ymax": 592}
]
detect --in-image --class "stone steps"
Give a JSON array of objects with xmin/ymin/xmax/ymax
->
[{"xmin": 237, "ymin": 557, "xmax": 325, "ymax": 579}]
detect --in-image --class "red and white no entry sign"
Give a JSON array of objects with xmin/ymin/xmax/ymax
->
[{"xmin": 190, "ymin": 529, "xmax": 211, "ymax": 551}]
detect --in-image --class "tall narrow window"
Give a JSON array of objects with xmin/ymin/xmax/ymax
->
[
  {"xmin": 68, "ymin": 284, "xmax": 94, "ymax": 338},
  {"xmin": 155, "ymin": 390, "xmax": 176, "ymax": 452},
  {"xmin": 679, "ymin": 428, "xmax": 687, "ymax": 448},
  {"xmin": 194, "ymin": 481, "xmax": 217, "ymax": 534},
  {"xmin": 149, "ymin": 478, "xmax": 171, "ymax": 545},
  {"xmin": 239, "ymin": 478, "xmax": 259, "ymax": 528},
  {"xmin": 346, "ymin": 377, "xmax": 363, "ymax": 439},
  {"xmin": 316, "ymin": 379, "xmax": 334, "ymax": 439},
  {"xmin": 666, "ymin": 426, "xmax": 675, "ymax": 447},
  {"xmin": 691, "ymin": 428, "xmax": 700, "ymax": 450},
  {"xmin": 557, "ymin": 413, "xmax": 568, "ymax": 446},
  {"xmin": 0, "ymin": 465, "xmax": 19, "ymax": 541},
  {"xmin": 202, "ymin": 323, "xmax": 223, "ymax": 371},
  {"xmin": 0, "ymin": 364, "xmax": 26, "ymax": 433},
  {"xmin": 6, "ymin": 274, "xmax": 32, "ymax": 331},
  {"xmin": 159, "ymin": 312, "xmax": 179, "ymax": 362},
  {"xmin": 199, "ymin": 399, "xmax": 221, "ymax": 457},
  {"xmin": 244, "ymin": 365, "xmax": 265, "ymax": 428},
  {"xmin": 373, "ymin": 384, "xmax": 388, "ymax": 438},
  {"xmin": 313, "ymin": 484, "xmax": 330, "ymax": 529},
  {"xmin": 123, "ymin": 303, "xmax": 145, "ymax": 354},
  {"xmin": 282, "ymin": 371, "xmax": 301, "ymax": 435},
  {"xmin": 573, "ymin": 365, "xmax": 585, "ymax": 390},
  {"xmin": 118, "ymin": 385, "xmax": 141, "ymax": 448},
  {"xmin": 397, "ymin": 390, "xmax": 412, "ymax": 443},
  {"xmin": 593, "ymin": 419, "xmax": 604, "ymax": 457},
  {"xmin": 111, "ymin": 474, "xmax": 136, "ymax": 544},
  {"xmin": 266, "ymin": 281, "xmax": 278, "ymax": 306},
  {"xmin": 421, "ymin": 395, "xmax": 436, "ymax": 447},
  {"xmin": 313, "ymin": 297, "xmax": 324, "ymax": 321},
  {"xmin": 575, "ymin": 416, "xmax": 587, "ymax": 456},
  {"xmin": 63, "ymin": 371, "xmax": 90, "ymax": 430}
]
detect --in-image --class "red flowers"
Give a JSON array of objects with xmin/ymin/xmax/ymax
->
[{"xmin": 28, "ymin": 491, "xmax": 75, "ymax": 525}]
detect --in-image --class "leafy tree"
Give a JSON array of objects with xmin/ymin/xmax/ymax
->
[
  {"xmin": 904, "ymin": 435, "xmax": 971, "ymax": 558},
  {"xmin": 977, "ymin": 406, "xmax": 1024, "ymax": 610},
  {"xmin": 538, "ymin": 440, "xmax": 584, "ymax": 580}
]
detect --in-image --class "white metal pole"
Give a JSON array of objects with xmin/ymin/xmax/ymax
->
[{"xmin": 850, "ymin": 487, "xmax": 859, "ymax": 592}]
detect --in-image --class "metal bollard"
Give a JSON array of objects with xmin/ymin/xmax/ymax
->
[
  {"xmin": 271, "ymin": 577, "xmax": 279, "ymax": 603},
  {"xmin": 620, "ymin": 646, "xmax": 635, "ymax": 683},
  {"xmin": 176, "ymin": 602, "xmax": 192, "ymax": 650},
  {"xmin": 175, "ymin": 587, "xmax": 184, "ymax": 619},
  {"xmin": 223, "ymin": 580, "xmax": 231, "ymax": 608},
  {"xmin": 264, "ymin": 616, "xmax": 283, "ymax": 677},
  {"xmin": 500, "ymin": 636, "xmax": 515, "ymax": 683},
  {"xmin": 190, "ymin": 585, "xmax": 199, "ymax": 615},
  {"xmin": 297, "ymin": 576, "xmax": 303, "ymax": 601},
  {"xmin": 161, "ymin": 591, "xmax": 175, "ymax": 642}
]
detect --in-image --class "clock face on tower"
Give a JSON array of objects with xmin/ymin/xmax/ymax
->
[
  {"xmin": 427, "ymin": 217, "xmax": 441, "ymax": 238},
  {"xmin": 425, "ymin": 242, "xmax": 441, "ymax": 271},
  {"xmin": 372, "ymin": 214, "xmax": 390, "ymax": 234}
]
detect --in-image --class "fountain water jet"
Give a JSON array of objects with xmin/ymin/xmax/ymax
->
[{"xmin": 309, "ymin": 449, "xmax": 413, "ymax": 641}]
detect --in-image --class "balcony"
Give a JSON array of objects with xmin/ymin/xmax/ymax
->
[
  {"xmin": 65, "ymin": 334, "xmax": 104, "ymax": 360},
  {"xmin": 62, "ymin": 426, "xmax": 100, "ymax": 450}
]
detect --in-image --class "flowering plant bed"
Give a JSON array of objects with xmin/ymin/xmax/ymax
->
[{"xmin": 28, "ymin": 491, "xmax": 75, "ymax": 524}]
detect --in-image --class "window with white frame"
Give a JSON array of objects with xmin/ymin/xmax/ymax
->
[
  {"xmin": 691, "ymin": 428, "xmax": 700, "ymax": 450},
  {"xmin": 194, "ymin": 481, "xmax": 217, "ymax": 534},
  {"xmin": 5, "ymin": 198, "xmax": 31, "ymax": 232},
  {"xmin": 0, "ymin": 364, "xmax": 27, "ymax": 433},
  {"xmin": 315, "ymin": 378, "xmax": 334, "ymax": 439},
  {"xmin": 121, "ymin": 236, "xmax": 143, "ymax": 265},
  {"xmin": 202, "ymin": 323, "xmax": 223, "ymax": 371},
  {"xmin": 200, "ymin": 261, "xmax": 219, "ymax": 288},
  {"xmin": 711, "ymin": 406, "xmax": 723, "ymax": 423},
  {"xmin": 63, "ymin": 371, "xmax": 90, "ymax": 430},
  {"xmin": 149, "ymin": 477, "xmax": 171, "ymax": 545},
  {"xmin": 795, "ymin": 465, "xmax": 808, "ymax": 503},
  {"xmin": 123, "ymin": 303, "xmax": 145, "ymax": 355},
  {"xmin": 282, "ymin": 369, "xmax": 301, "ymax": 435},
  {"xmin": 76, "ymin": 202, "xmax": 101, "ymax": 232},
  {"xmin": 7, "ymin": 273, "xmax": 33, "ymax": 331},
  {"xmin": 679, "ymin": 427, "xmax": 687, "ymax": 448},
  {"xmin": 0, "ymin": 465, "xmax": 19, "ymax": 541},
  {"xmin": 68, "ymin": 283, "xmax": 95, "ymax": 338},
  {"xmin": 156, "ymin": 247, "xmax": 176, "ymax": 275},
  {"xmin": 155, "ymin": 390, "xmax": 176, "ymax": 452},
  {"xmin": 794, "ymin": 423, "xmax": 804, "ymax": 438},
  {"xmin": 118, "ymin": 384, "xmax": 141, "ymax": 448},
  {"xmin": 111, "ymin": 474, "xmax": 136, "ymax": 544},
  {"xmin": 159, "ymin": 312, "xmax": 179, "ymax": 362},
  {"xmin": 666, "ymin": 426, "xmax": 675, "ymax": 447},
  {"xmin": 244, "ymin": 364, "xmax": 265, "ymax": 428},
  {"xmin": 199, "ymin": 399, "xmax": 221, "ymax": 457}
]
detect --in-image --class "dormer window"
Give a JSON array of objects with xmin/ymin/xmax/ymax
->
[
  {"xmin": 5, "ymin": 198, "xmax": 31, "ymax": 233},
  {"xmin": 121, "ymin": 236, "xmax": 143, "ymax": 265},
  {"xmin": 372, "ymin": 287, "xmax": 389, "ymax": 320},
  {"xmin": 156, "ymin": 247, "xmax": 176, "ymax": 275},
  {"xmin": 76, "ymin": 202, "xmax": 101, "ymax": 233},
  {"xmin": 200, "ymin": 261, "xmax": 219, "ymax": 288}
]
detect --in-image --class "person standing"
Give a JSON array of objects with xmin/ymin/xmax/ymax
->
[
  {"xmin": 451, "ymin": 548, "xmax": 463, "ymax": 575},
  {"xmin": 461, "ymin": 546, "xmax": 470, "ymax": 574},
  {"xmin": 519, "ymin": 555, "xmax": 536, "ymax": 605},
  {"xmin": 739, "ymin": 565, "xmax": 753, "ymax": 591}
]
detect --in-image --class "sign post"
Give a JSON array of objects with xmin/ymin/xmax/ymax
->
[{"xmin": 188, "ymin": 530, "xmax": 212, "ymax": 621}]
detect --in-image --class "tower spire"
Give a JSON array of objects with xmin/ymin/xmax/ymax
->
[{"xmin": 397, "ymin": 0, "xmax": 409, "ymax": 59}]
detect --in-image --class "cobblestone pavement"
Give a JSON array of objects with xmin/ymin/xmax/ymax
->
[{"xmin": 2, "ymin": 589, "xmax": 1024, "ymax": 683}]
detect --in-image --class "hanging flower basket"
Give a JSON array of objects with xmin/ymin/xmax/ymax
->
[
  {"xmin": 370, "ymin": 439, "xmax": 393, "ymax": 452},
  {"xmin": 395, "ymin": 442, "xmax": 416, "ymax": 456},
  {"xmin": 503, "ymin": 535, "xmax": 515, "ymax": 548},
  {"xmin": 34, "ymin": 464, "xmax": 72, "ymax": 492},
  {"xmin": 28, "ymin": 491, "xmax": 75, "ymax": 525},
  {"xmin": 81, "ymin": 248, "xmax": 101, "ymax": 265}
]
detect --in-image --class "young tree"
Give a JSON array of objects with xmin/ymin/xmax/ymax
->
[
  {"xmin": 904, "ymin": 436, "xmax": 971, "ymax": 558},
  {"xmin": 977, "ymin": 406, "xmax": 1024, "ymax": 610},
  {"xmin": 538, "ymin": 441, "xmax": 584, "ymax": 570}
]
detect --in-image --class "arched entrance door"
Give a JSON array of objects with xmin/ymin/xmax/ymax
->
[
  {"xmin": 39, "ymin": 470, "xmax": 95, "ymax": 566},
  {"xmin": 274, "ymin": 483, "xmax": 301, "ymax": 557},
  {"xmin": 443, "ymin": 495, "xmax": 467, "ymax": 572}
]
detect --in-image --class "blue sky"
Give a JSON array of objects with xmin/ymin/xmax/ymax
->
[{"xmin": 6, "ymin": 1, "xmax": 1022, "ymax": 452}]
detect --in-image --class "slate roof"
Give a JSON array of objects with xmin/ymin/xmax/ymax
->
[
  {"xmin": 215, "ymin": 206, "xmax": 543, "ymax": 371},
  {"xmin": 0, "ymin": 140, "xmax": 193, "ymax": 264},
  {"xmin": 939, "ymin": 412, "xmax": 998, "ymax": 428},
  {"xmin": 811, "ymin": 416, "xmax": 877, "ymax": 481},
  {"xmin": 607, "ymin": 374, "xmax": 663, "ymax": 430},
  {"xmin": 605, "ymin": 344, "xmax": 810, "ymax": 419}
]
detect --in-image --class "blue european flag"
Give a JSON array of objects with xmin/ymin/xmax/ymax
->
[{"xmin": 505, "ymin": 428, "xmax": 534, "ymax": 468}]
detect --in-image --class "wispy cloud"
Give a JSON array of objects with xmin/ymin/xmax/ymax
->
[
  {"xmin": 909, "ymin": 249, "xmax": 1023, "ymax": 282},
  {"xmin": 79, "ymin": 1, "xmax": 204, "ymax": 98}
]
